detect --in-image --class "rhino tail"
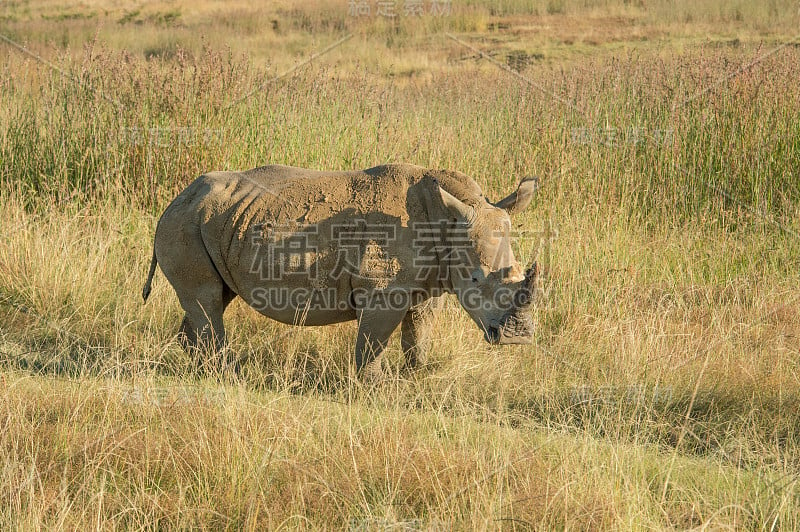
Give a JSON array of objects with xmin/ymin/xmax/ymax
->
[{"xmin": 142, "ymin": 249, "xmax": 158, "ymax": 303}]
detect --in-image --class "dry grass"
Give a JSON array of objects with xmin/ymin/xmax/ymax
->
[{"xmin": 1, "ymin": 0, "xmax": 800, "ymax": 528}]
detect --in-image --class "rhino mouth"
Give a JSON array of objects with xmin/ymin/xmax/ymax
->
[
  {"xmin": 484, "ymin": 326, "xmax": 502, "ymax": 345},
  {"xmin": 482, "ymin": 262, "xmax": 538, "ymax": 346},
  {"xmin": 484, "ymin": 313, "xmax": 534, "ymax": 345}
]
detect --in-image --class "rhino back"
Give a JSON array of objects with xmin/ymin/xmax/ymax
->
[
  {"xmin": 176, "ymin": 165, "xmax": 419, "ymax": 322},
  {"xmin": 156, "ymin": 163, "xmax": 487, "ymax": 325}
]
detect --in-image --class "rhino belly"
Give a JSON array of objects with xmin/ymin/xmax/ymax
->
[{"xmin": 241, "ymin": 284, "xmax": 358, "ymax": 326}]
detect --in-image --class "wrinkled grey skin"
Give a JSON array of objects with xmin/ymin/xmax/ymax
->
[{"xmin": 143, "ymin": 163, "xmax": 538, "ymax": 374}]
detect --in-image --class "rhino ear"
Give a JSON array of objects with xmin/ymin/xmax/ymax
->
[
  {"xmin": 493, "ymin": 176, "xmax": 539, "ymax": 215},
  {"xmin": 435, "ymin": 180, "xmax": 475, "ymax": 225}
]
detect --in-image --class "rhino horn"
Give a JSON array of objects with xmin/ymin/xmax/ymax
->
[{"xmin": 512, "ymin": 262, "xmax": 538, "ymax": 311}]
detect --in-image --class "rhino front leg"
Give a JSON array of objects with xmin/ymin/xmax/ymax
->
[
  {"xmin": 354, "ymin": 301, "xmax": 408, "ymax": 374},
  {"xmin": 400, "ymin": 296, "xmax": 442, "ymax": 370}
]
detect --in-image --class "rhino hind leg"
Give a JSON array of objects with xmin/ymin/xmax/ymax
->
[
  {"xmin": 156, "ymin": 224, "xmax": 238, "ymax": 377},
  {"xmin": 176, "ymin": 284, "xmax": 238, "ymax": 376}
]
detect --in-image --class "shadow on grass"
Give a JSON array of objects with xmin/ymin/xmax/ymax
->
[
  {"xmin": 501, "ymin": 386, "xmax": 800, "ymax": 466},
  {"xmin": 2, "ymin": 304, "xmax": 799, "ymax": 467}
]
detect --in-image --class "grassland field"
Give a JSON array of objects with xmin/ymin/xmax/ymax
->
[{"xmin": 1, "ymin": 0, "xmax": 800, "ymax": 529}]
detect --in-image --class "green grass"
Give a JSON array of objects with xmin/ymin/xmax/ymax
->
[{"xmin": 1, "ymin": 0, "xmax": 799, "ymax": 528}]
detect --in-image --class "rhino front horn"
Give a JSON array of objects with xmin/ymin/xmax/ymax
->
[{"xmin": 513, "ymin": 262, "xmax": 538, "ymax": 310}]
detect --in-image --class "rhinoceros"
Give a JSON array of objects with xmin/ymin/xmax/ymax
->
[{"xmin": 142, "ymin": 163, "xmax": 538, "ymax": 373}]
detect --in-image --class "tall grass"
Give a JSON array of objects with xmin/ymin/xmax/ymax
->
[
  {"xmin": 1, "ymin": 2, "xmax": 799, "ymax": 528},
  {"xmin": 3, "ymin": 42, "xmax": 799, "ymax": 222}
]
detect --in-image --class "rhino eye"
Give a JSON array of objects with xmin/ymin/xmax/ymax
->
[{"xmin": 470, "ymin": 266, "xmax": 489, "ymax": 284}]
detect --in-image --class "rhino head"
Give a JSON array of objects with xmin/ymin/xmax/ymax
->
[{"xmin": 428, "ymin": 175, "xmax": 539, "ymax": 345}]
